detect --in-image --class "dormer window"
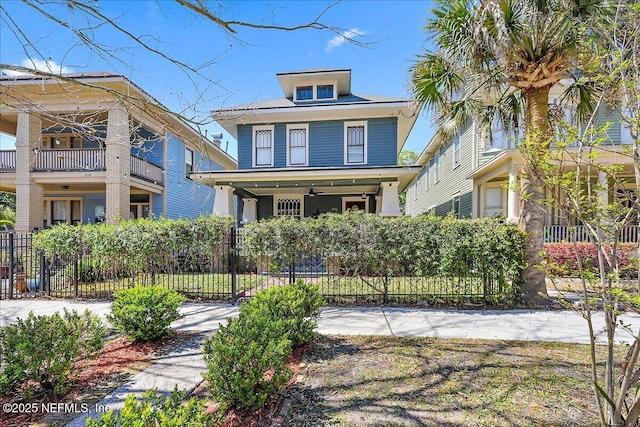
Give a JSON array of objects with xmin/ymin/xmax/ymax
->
[
  {"xmin": 296, "ymin": 86, "xmax": 313, "ymax": 101},
  {"xmin": 293, "ymin": 83, "xmax": 337, "ymax": 102},
  {"xmin": 317, "ymin": 84, "xmax": 334, "ymax": 99}
]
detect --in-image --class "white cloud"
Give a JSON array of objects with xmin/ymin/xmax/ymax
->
[
  {"xmin": 325, "ymin": 28, "xmax": 365, "ymax": 52},
  {"xmin": 2, "ymin": 59, "xmax": 74, "ymax": 76}
]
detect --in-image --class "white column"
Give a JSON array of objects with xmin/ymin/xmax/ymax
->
[
  {"xmin": 241, "ymin": 198, "xmax": 257, "ymax": 223},
  {"xmin": 213, "ymin": 185, "xmax": 235, "ymax": 216},
  {"xmin": 379, "ymin": 181, "xmax": 400, "ymax": 216},
  {"xmin": 598, "ymin": 169, "xmax": 609, "ymax": 206},
  {"xmin": 507, "ymin": 167, "xmax": 519, "ymax": 223},
  {"xmin": 471, "ymin": 183, "xmax": 479, "ymax": 219},
  {"xmin": 374, "ymin": 196, "xmax": 382, "ymax": 214}
]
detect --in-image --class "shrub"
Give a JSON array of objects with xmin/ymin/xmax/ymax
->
[
  {"xmin": 0, "ymin": 309, "xmax": 105, "ymax": 397},
  {"xmin": 86, "ymin": 386, "xmax": 216, "ymax": 427},
  {"xmin": 202, "ymin": 315, "xmax": 292, "ymax": 411},
  {"xmin": 544, "ymin": 242, "xmax": 638, "ymax": 277},
  {"xmin": 108, "ymin": 285, "xmax": 185, "ymax": 342},
  {"xmin": 240, "ymin": 279, "xmax": 324, "ymax": 346}
]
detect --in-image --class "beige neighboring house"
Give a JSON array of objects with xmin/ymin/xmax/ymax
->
[
  {"xmin": 405, "ymin": 84, "xmax": 638, "ymax": 243},
  {"xmin": 0, "ymin": 73, "xmax": 236, "ymax": 233}
]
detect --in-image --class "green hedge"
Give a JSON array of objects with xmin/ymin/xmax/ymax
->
[
  {"xmin": 243, "ymin": 212, "xmax": 526, "ymax": 290},
  {"xmin": 33, "ymin": 216, "xmax": 234, "ymax": 280}
]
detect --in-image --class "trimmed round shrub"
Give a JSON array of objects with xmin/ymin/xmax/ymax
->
[
  {"xmin": 0, "ymin": 309, "xmax": 105, "ymax": 397},
  {"xmin": 108, "ymin": 285, "xmax": 185, "ymax": 342},
  {"xmin": 203, "ymin": 315, "xmax": 292, "ymax": 411},
  {"xmin": 240, "ymin": 279, "xmax": 324, "ymax": 346}
]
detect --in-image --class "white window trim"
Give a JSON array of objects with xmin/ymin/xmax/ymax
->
[
  {"xmin": 185, "ymin": 147, "xmax": 194, "ymax": 179},
  {"xmin": 341, "ymin": 196, "xmax": 369, "ymax": 213},
  {"xmin": 252, "ymin": 125, "xmax": 275, "ymax": 168},
  {"xmin": 273, "ymin": 194, "xmax": 304, "ymax": 218},
  {"xmin": 453, "ymin": 135, "xmax": 461, "ymax": 169},
  {"xmin": 315, "ymin": 82, "xmax": 337, "ymax": 100},
  {"xmin": 452, "ymin": 193, "xmax": 461, "ymax": 219},
  {"xmin": 293, "ymin": 81, "xmax": 338, "ymax": 102},
  {"xmin": 434, "ymin": 151, "xmax": 441, "ymax": 183},
  {"xmin": 424, "ymin": 166, "xmax": 430, "ymax": 191},
  {"xmin": 285, "ymin": 124, "xmax": 309, "ymax": 167},
  {"xmin": 344, "ymin": 120, "xmax": 368, "ymax": 165},
  {"xmin": 481, "ymin": 183, "xmax": 507, "ymax": 218}
]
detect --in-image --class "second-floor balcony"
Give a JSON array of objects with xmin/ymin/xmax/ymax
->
[{"xmin": 0, "ymin": 149, "xmax": 163, "ymax": 184}]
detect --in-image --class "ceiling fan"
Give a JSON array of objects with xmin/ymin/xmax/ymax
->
[{"xmin": 308, "ymin": 188, "xmax": 324, "ymax": 197}]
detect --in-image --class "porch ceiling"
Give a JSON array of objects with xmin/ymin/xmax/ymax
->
[{"xmin": 193, "ymin": 166, "xmax": 421, "ymax": 196}]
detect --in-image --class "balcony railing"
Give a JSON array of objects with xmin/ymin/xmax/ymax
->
[
  {"xmin": 131, "ymin": 155, "xmax": 164, "ymax": 184},
  {"xmin": 545, "ymin": 224, "xmax": 638, "ymax": 243},
  {"xmin": 0, "ymin": 150, "xmax": 16, "ymax": 172},
  {"xmin": 2, "ymin": 149, "xmax": 164, "ymax": 185},
  {"xmin": 34, "ymin": 149, "xmax": 105, "ymax": 171}
]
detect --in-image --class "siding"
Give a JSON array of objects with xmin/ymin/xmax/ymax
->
[
  {"xmin": 164, "ymin": 133, "xmax": 221, "ymax": 219},
  {"xmin": 237, "ymin": 118, "xmax": 398, "ymax": 170},
  {"xmin": 131, "ymin": 128, "xmax": 163, "ymax": 166},
  {"xmin": 406, "ymin": 123, "xmax": 474, "ymax": 218},
  {"xmin": 82, "ymin": 194, "xmax": 106, "ymax": 224}
]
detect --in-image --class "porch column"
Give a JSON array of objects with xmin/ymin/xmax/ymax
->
[
  {"xmin": 15, "ymin": 112, "xmax": 43, "ymax": 233},
  {"xmin": 507, "ymin": 167, "xmax": 520, "ymax": 223},
  {"xmin": 241, "ymin": 198, "xmax": 257, "ymax": 223},
  {"xmin": 375, "ymin": 196, "xmax": 382, "ymax": 214},
  {"xmin": 379, "ymin": 181, "xmax": 400, "ymax": 216},
  {"xmin": 213, "ymin": 185, "xmax": 235, "ymax": 216},
  {"xmin": 471, "ymin": 183, "xmax": 479, "ymax": 219},
  {"xmin": 105, "ymin": 107, "xmax": 130, "ymax": 223},
  {"xmin": 598, "ymin": 169, "xmax": 609, "ymax": 206}
]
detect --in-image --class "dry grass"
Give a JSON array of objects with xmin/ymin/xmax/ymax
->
[{"xmin": 281, "ymin": 335, "xmax": 619, "ymax": 427}]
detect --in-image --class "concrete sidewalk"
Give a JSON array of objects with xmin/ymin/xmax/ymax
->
[{"xmin": 0, "ymin": 299, "xmax": 638, "ymax": 426}]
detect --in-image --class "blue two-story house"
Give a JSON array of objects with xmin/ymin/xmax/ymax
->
[
  {"xmin": 195, "ymin": 69, "xmax": 420, "ymax": 222},
  {"xmin": 0, "ymin": 73, "xmax": 236, "ymax": 233}
]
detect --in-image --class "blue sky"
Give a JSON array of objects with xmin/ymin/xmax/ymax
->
[{"xmin": 0, "ymin": 0, "xmax": 436, "ymax": 158}]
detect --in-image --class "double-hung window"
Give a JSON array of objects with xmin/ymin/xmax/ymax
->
[
  {"xmin": 434, "ymin": 151, "xmax": 441, "ymax": 183},
  {"xmin": 425, "ymin": 164, "xmax": 430, "ymax": 191},
  {"xmin": 185, "ymin": 147, "xmax": 194, "ymax": 179},
  {"xmin": 286, "ymin": 124, "xmax": 308, "ymax": 166},
  {"xmin": 452, "ymin": 194, "xmax": 461, "ymax": 218},
  {"xmin": 344, "ymin": 121, "xmax": 367, "ymax": 164},
  {"xmin": 253, "ymin": 125, "xmax": 274, "ymax": 167},
  {"xmin": 453, "ymin": 135, "xmax": 461, "ymax": 168}
]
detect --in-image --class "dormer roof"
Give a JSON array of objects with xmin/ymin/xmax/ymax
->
[{"xmin": 276, "ymin": 69, "xmax": 351, "ymax": 98}]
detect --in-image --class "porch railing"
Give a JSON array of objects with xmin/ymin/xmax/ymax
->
[
  {"xmin": 0, "ymin": 150, "xmax": 16, "ymax": 172},
  {"xmin": 131, "ymin": 155, "xmax": 164, "ymax": 184},
  {"xmin": 34, "ymin": 149, "xmax": 105, "ymax": 171},
  {"xmin": 545, "ymin": 224, "xmax": 639, "ymax": 243}
]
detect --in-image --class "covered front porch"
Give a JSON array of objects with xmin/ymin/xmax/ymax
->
[
  {"xmin": 192, "ymin": 166, "xmax": 420, "ymax": 223},
  {"xmin": 467, "ymin": 149, "xmax": 638, "ymax": 243}
]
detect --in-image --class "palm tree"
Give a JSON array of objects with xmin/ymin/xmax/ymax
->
[{"xmin": 411, "ymin": 0, "xmax": 607, "ymax": 302}]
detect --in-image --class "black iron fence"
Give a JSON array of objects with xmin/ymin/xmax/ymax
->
[{"xmin": 0, "ymin": 228, "xmax": 517, "ymax": 306}]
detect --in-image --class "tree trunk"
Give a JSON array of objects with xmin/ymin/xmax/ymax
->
[{"xmin": 518, "ymin": 86, "xmax": 552, "ymax": 302}]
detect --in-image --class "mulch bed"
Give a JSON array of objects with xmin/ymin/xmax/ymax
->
[
  {"xmin": 0, "ymin": 331, "xmax": 194, "ymax": 427},
  {"xmin": 188, "ymin": 344, "xmax": 311, "ymax": 427}
]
